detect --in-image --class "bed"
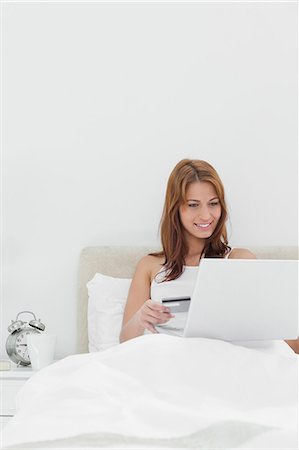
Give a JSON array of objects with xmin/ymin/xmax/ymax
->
[{"xmin": 2, "ymin": 246, "xmax": 298, "ymax": 449}]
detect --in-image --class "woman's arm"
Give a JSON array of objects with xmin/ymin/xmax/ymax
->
[
  {"xmin": 119, "ymin": 256, "xmax": 173, "ymax": 343},
  {"xmin": 228, "ymin": 248, "xmax": 257, "ymax": 259},
  {"xmin": 284, "ymin": 339, "xmax": 299, "ymax": 354}
]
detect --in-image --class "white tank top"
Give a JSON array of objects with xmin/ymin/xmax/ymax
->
[{"xmin": 149, "ymin": 249, "xmax": 233, "ymax": 335}]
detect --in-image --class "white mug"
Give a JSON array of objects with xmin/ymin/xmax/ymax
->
[{"xmin": 27, "ymin": 333, "xmax": 56, "ymax": 371}]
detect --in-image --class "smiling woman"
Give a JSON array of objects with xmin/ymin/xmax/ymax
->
[
  {"xmin": 179, "ymin": 181, "xmax": 223, "ymax": 263},
  {"xmin": 119, "ymin": 159, "xmax": 257, "ymax": 343},
  {"xmin": 154, "ymin": 159, "xmax": 233, "ymax": 275}
]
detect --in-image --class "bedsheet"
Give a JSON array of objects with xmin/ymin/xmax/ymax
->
[{"xmin": 2, "ymin": 334, "xmax": 298, "ymax": 449}]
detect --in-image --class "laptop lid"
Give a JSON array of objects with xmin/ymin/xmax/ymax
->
[{"xmin": 183, "ymin": 259, "xmax": 298, "ymax": 340}]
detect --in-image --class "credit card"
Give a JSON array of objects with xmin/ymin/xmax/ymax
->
[{"xmin": 161, "ymin": 296, "xmax": 191, "ymax": 313}]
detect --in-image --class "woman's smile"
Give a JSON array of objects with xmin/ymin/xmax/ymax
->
[{"xmin": 193, "ymin": 221, "xmax": 213, "ymax": 230}]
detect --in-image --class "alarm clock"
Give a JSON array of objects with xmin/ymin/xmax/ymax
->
[{"xmin": 6, "ymin": 311, "xmax": 46, "ymax": 366}]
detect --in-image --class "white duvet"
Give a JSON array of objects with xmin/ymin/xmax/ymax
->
[{"xmin": 2, "ymin": 334, "xmax": 298, "ymax": 449}]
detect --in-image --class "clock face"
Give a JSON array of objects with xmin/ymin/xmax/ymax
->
[
  {"xmin": 16, "ymin": 330, "xmax": 33, "ymax": 363},
  {"xmin": 6, "ymin": 327, "xmax": 40, "ymax": 365}
]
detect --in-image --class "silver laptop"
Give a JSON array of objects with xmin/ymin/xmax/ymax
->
[{"xmin": 183, "ymin": 259, "xmax": 298, "ymax": 341}]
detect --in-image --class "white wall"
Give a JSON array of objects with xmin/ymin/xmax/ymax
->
[{"xmin": 1, "ymin": 1, "xmax": 297, "ymax": 359}]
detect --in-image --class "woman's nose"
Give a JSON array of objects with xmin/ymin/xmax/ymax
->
[
  {"xmin": 197, "ymin": 206, "xmax": 211, "ymax": 221},
  {"xmin": 198, "ymin": 216, "xmax": 211, "ymax": 223}
]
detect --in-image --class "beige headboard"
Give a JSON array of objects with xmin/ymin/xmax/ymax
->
[{"xmin": 77, "ymin": 246, "xmax": 298, "ymax": 354}]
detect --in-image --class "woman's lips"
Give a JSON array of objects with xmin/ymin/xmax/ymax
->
[{"xmin": 194, "ymin": 222, "xmax": 212, "ymax": 230}]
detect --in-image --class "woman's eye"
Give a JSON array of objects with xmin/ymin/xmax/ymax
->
[{"xmin": 188, "ymin": 202, "xmax": 220, "ymax": 208}]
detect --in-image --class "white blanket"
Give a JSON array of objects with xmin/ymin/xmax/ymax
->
[{"xmin": 2, "ymin": 334, "xmax": 298, "ymax": 449}]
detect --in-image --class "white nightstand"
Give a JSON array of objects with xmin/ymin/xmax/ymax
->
[{"xmin": 0, "ymin": 365, "xmax": 34, "ymax": 430}]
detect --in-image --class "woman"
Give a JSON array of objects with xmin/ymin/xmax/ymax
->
[{"xmin": 119, "ymin": 159, "xmax": 298, "ymax": 352}]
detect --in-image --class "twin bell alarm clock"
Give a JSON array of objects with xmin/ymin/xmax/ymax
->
[{"xmin": 6, "ymin": 311, "xmax": 46, "ymax": 366}]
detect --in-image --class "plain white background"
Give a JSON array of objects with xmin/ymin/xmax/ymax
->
[{"xmin": 1, "ymin": 1, "xmax": 298, "ymax": 358}]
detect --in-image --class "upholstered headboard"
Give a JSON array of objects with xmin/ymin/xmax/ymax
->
[{"xmin": 77, "ymin": 246, "xmax": 298, "ymax": 353}]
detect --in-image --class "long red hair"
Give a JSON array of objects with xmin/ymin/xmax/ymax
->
[{"xmin": 150, "ymin": 159, "xmax": 230, "ymax": 281}]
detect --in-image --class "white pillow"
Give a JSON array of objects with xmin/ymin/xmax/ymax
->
[{"xmin": 87, "ymin": 273, "xmax": 132, "ymax": 352}]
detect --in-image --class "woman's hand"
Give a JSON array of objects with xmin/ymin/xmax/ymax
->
[{"xmin": 137, "ymin": 300, "xmax": 175, "ymax": 334}]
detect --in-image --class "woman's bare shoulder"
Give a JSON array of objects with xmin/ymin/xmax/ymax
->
[
  {"xmin": 137, "ymin": 253, "xmax": 164, "ymax": 265},
  {"xmin": 228, "ymin": 248, "xmax": 257, "ymax": 259},
  {"xmin": 136, "ymin": 254, "xmax": 165, "ymax": 280}
]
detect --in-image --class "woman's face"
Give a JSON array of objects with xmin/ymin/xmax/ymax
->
[{"xmin": 179, "ymin": 181, "xmax": 222, "ymax": 240}]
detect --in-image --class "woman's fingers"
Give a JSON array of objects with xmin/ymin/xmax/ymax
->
[
  {"xmin": 142, "ymin": 300, "xmax": 175, "ymax": 325},
  {"xmin": 138, "ymin": 300, "xmax": 175, "ymax": 333},
  {"xmin": 145, "ymin": 303, "xmax": 173, "ymax": 323},
  {"xmin": 147, "ymin": 311, "xmax": 173, "ymax": 324},
  {"xmin": 145, "ymin": 322, "xmax": 159, "ymax": 334},
  {"xmin": 147, "ymin": 300, "xmax": 168, "ymax": 312},
  {"xmin": 146, "ymin": 300, "xmax": 171, "ymax": 316}
]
